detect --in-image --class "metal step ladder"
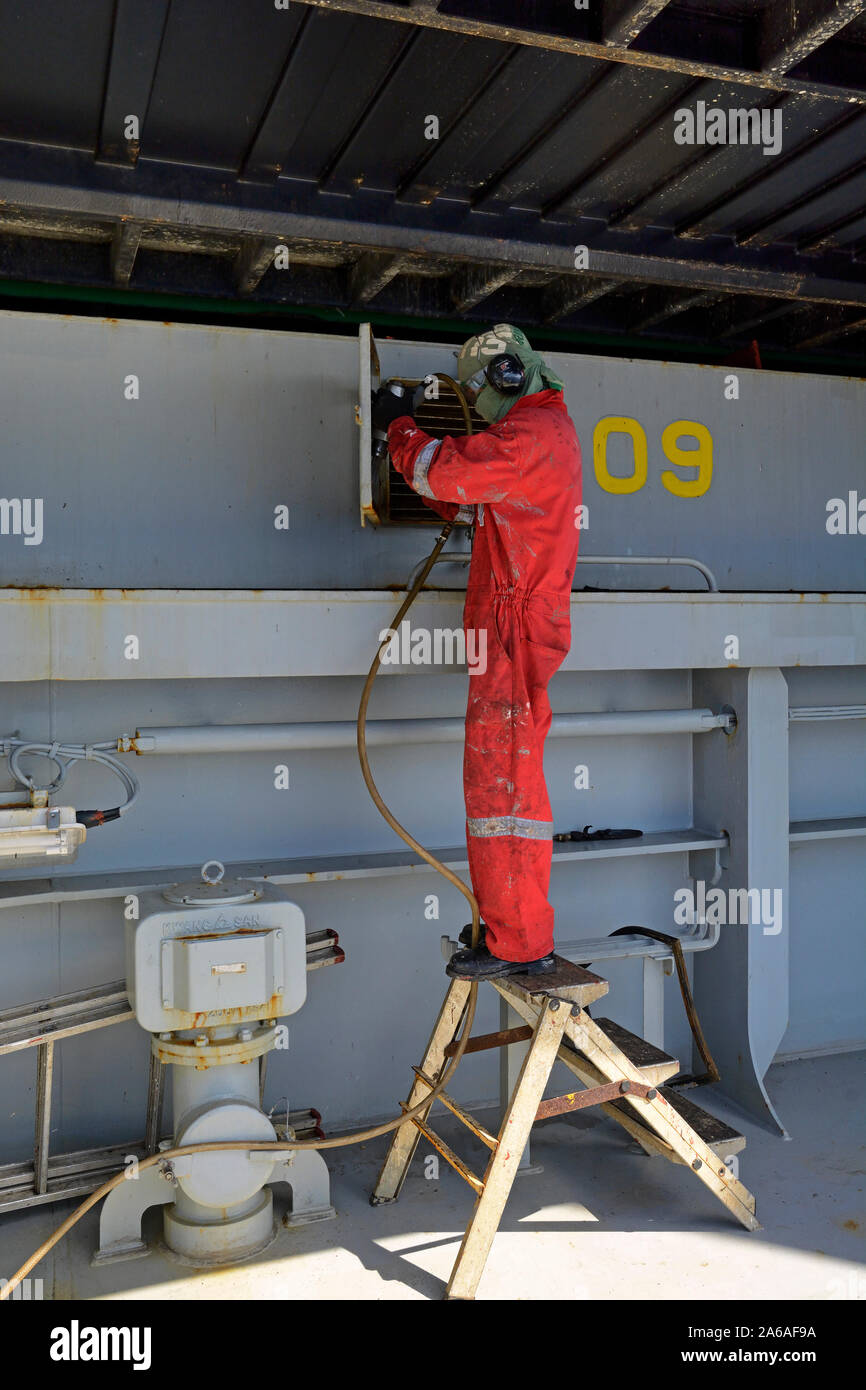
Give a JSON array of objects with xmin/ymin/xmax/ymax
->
[{"xmin": 371, "ymin": 956, "xmax": 759, "ymax": 1301}]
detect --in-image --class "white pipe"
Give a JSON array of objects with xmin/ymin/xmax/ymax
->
[{"xmin": 124, "ymin": 708, "xmax": 733, "ymax": 755}]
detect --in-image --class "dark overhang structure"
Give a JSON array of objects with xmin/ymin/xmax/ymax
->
[{"xmin": 0, "ymin": 0, "xmax": 865, "ymax": 368}]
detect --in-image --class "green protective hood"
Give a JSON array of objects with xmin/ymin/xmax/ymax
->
[{"xmin": 456, "ymin": 323, "xmax": 564, "ymax": 423}]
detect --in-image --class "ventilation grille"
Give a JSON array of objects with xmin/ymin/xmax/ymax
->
[{"xmin": 375, "ymin": 388, "xmax": 484, "ymax": 526}]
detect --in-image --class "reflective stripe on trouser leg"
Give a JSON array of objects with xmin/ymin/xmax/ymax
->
[
  {"xmin": 462, "ymin": 597, "xmax": 560, "ymax": 963},
  {"xmin": 467, "ymin": 816, "xmax": 553, "ymax": 840}
]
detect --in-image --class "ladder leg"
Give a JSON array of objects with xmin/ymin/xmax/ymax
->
[
  {"xmin": 446, "ymin": 997, "xmax": 569, "ymax": 1301},
  {"xmin": 371, "ymin": 978, "xmax": 471, "ymax": 1205},
  {"xmin": 568, "ymin": 1010, "xmax": 761, "ymax": 1231},
  {"xmin": 499, "ymin": 995, "xmax": 534, "ymax": 1172},
  {"xmin": 34, "ymin": 1041, "xmax": 55, "ymax": 1196}
]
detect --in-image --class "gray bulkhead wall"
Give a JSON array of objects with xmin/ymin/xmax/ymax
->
[
  {"xmin": 0, "ymin": 309, "xmax": 863, "ymax": 591},
  {"xmin": 0, "ymin": 310, "xmax": 863, "ymax": 1159}
]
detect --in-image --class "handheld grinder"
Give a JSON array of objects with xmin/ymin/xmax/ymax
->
[{"xmin": 371, "ymin": 380, "xmax": 408, "ymax": 464}]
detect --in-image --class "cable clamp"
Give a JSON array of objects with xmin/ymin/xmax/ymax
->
[{"xmin": 157, "ymin": 1160, "xmax": 178, "ymax": 1186}]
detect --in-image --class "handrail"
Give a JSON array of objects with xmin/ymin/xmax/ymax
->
[
  {"xmin": 789, "ymin": 705, "xmax": 866, "ymax": 721},
  {"xmin": 407, "ymin": 551, "xmax": 719, "ymax": 591}
]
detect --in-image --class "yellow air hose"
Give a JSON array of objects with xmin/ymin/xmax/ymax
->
[{"xmin": 0, "ymin": 373, "xmax": 478, "ymax": 1300}]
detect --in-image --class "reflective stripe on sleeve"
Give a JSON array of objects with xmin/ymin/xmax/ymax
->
[
  {"xmin": 412, "ymin": 440, "xmax": 440, "ymax": 499},
  {"xmin": 467, "ymin": 815, "xmax": 554, "ymax": 841}
]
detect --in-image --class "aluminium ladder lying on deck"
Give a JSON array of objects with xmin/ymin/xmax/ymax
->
[{"xmin": 372, "ymin": 956, "xmax": 758, "ymax": 1301}]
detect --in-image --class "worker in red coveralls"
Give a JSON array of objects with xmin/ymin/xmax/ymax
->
[{"xmin": 371, "ymin": 325, "xmax": 582, "ymax": 980}]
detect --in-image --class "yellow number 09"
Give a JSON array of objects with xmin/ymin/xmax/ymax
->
[
  {"xmin": 593, "ymin": 416, "xmax": 647, "ymax": 494},
  {"xmin": 660, "ymin": 420, "xmax": 713, "ymax": 497},
  {"xmin": 593, "ymin": 416, "xmax": 713, "ymax": 498}
]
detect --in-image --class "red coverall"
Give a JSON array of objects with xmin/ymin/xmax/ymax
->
[{"xmin": 388, "ymin": 390, "xmax": 582, "ymax": 962}]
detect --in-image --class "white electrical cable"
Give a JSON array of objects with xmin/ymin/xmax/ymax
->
[{"xmin": 2, "ymin": 739, "xmax": 140, "ymax": 814}]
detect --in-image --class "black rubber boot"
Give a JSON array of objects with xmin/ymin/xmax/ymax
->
[
  {"xmin": 446, "ymin": 944, "xmax": 556, "ymax": 980},
  {"xmin": 458, "ymin": 922, "xmax": 487, "ymax": 949}
]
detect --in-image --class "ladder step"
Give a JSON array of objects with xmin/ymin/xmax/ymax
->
[
  {"xmin": 401, "ymin": 1107, "xmax": 484, "ymax": 1194},
  {"xmin": 592, "ymin": 1018, "xmax": 681, "ymax": 1084},
  {"xmin": 658, "ymin": 1085, "xmax": 746, "ymax": 1160},
  {"xmin": 411, "ymin": 1068, "xmax": 498, "ymax": 1150},
  {"xmin": 610, "ymin": 1085, "xmax": 746, "ymax": 1162},
  {"xmin": 504, "ymin": 955, "xmax": 609, "ymax": 1007}
]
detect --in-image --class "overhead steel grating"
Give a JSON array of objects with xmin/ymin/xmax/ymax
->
[{"xmin": 0, "ymin": 0, "xmax": 864, "ymax": 366}]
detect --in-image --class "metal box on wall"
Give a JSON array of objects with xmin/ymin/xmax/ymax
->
[{"xmin": 126, "ymin": 877, "xmax": 307, "ymax": 1033}]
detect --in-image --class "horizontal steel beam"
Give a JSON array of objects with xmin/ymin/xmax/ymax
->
[
  {"xmin": 1, "ymin": 146, "xmax": 865, "ymax": 309},
  {"xmin": 789, "ymin": 816, "xmax": 866, "ymax": 840},
  {"xmin": 2, "ymin": 591, "xmax": 864, "ymax": 682},
  {"xmin": 0, "ymin": 830, "xmax": 731, "ymax": 911},
  {"xmin": 4, "ymin": 823, "xmax": 863, "ymax": 916},
  {"xmin": 298, "ymin": 0, "xmax": 866, "ymax": 104}
]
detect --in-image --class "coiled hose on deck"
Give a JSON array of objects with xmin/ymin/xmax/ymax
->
[{"xmin": 0, "ymin": 374, "xmax": 477, "ymax": 1301}]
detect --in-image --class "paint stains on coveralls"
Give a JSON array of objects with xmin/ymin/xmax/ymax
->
[{"xmin": 388, "ymin": 390, "xmax": 582, "ymax": 962}]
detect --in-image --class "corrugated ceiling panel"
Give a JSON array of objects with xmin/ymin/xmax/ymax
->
[
  {"xmin": 617, "ymin": 93, "xmax": 848, "ymax": 231},
  {"xmin": 320, "ymin": 27, "xmax": 510, "ymax": 195},
  {"xmin": 684, "ymin": 111, "xmax": 866, "ymax": 238},
  {"xmin": 399, "ymin": 47, "xmax": 603, "ymax": 205},
  {"xmin": 249, "ymin": 10, "xmax": 410, "ymax": 182},
  {"xmin": 143, "ymin": 0, "xmax": 304, "ymax": 169},
  {"xmin": 0, "ymin": 0, "xmax": 114, "ymax": 149},
  {"xmin": 477, "ymin": 65, "xmax": 694, "ymax": 213}
]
